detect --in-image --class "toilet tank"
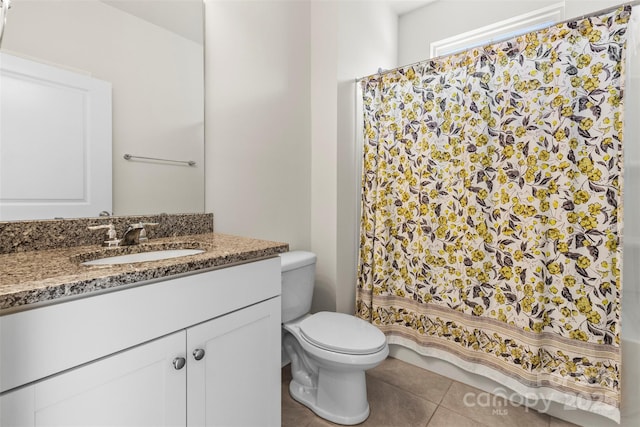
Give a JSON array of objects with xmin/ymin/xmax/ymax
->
[{"xmin": 280, "ymin": 251, "xmax": 317, "ymax": 323}]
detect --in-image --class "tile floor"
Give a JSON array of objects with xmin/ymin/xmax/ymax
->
[{"xmin": 282, "ymin": 357, "xmax": 580, "ymax": 427}]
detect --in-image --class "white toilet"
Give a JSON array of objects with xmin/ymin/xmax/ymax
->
[{"xmin": 280, "ymin": 251, "xmax": 389, "ymax": 425}]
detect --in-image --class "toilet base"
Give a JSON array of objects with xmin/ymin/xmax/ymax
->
[
  {"xmin": 282, "ymin": 315, "xmax": 389, "ymax": 425},
  {"xmin": 288, "ymin": 368, "xmax": 370, "ymax": 425}
]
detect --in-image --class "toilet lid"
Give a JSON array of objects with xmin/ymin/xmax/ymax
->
[{"xmin": 299, "ymin": 312, "xmax": 387, "ymax": 355}]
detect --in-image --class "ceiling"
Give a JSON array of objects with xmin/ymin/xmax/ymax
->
[
  {"xmin": 101, "ymin": 0, "xmax": 203, "ymax": 44},
  {"xmin": 386, "ymin": 0, "xmax": 437, "ymax": 16},
  {"xmin": 100, "ymin": 0, "xmax": 436, "ymax": 46}
]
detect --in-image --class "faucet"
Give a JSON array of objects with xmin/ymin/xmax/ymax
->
[
  {"xmin": 121, "ymin": 224, "xmax": 145, "ymax": 246},
  {"xmin": 88, "ymin": 223, "xmax": 120, "ymax": 247},
  {"xmin": 137, "ymin": 222, "xmax": 158, "ymax": 243},
  {"xmin": 121, "ymin": 222, "xmax": 159, "ymax": 246},
  {"xmin": 89, "ymin": 222, "xmax": 159, "ymax": 247}
]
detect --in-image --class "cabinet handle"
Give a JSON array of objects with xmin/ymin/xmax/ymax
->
[
  {"xmin": 173, "ymin": 356, "xmax": 186, "ymax": 370},
  {"xmin": 192, "ymin": 348, "xmax": 205, "ymax": 361}
]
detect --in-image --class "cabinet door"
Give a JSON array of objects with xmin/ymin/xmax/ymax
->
[
  {"xmin": 1, "ymin": 331, "xmax": 186, "ymax": 427},
  {"xmin": 187, "ymin": 297, "xmax": 281, "ymax": 427}
]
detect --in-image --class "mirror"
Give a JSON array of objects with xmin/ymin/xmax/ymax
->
[{"xmin": 0, "ymin": 0, "xmax": 204, "ymax": 220}]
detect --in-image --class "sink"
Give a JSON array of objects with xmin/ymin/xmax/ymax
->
[{"xmin": 81, "ymin": 249, "xmax": 205, "ymax": 266}]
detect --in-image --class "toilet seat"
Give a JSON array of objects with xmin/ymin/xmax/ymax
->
[{"xmin": 299, "ymin": 312, "xmax": 387, "ymax": 355}]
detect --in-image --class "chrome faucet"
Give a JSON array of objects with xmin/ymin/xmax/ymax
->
[
  {"xmin": 121, "ymin": 224, "xmax": 145, "ymax": 246},
  {"xmin": 89, "ymin": 222, "xmax": 159, "ymax": 247},
  {"xmin": 88, "ymin": 223, "xmax": 120, "ymax": 247},
  {"xmin": 121, "ymin": 222, "xmax": 159, "ymax": 246}
]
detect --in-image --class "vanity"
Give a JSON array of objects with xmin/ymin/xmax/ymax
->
[
  {"xmin": 0, "ymin": 213, "xmax": 288, "ymax": 426},
  {"xmin": 0, "ymin": 4, "xmax": 278, "ymax": 424}
]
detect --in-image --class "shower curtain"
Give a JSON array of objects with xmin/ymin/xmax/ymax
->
[{"xmin": 356, "ymin": 5, "xmax": 629, "ymax": 422}]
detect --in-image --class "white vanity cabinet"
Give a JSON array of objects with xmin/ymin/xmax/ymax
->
[
  {"xmin": 187, "ymin": 297, "xmax": 281, "ymax": 426},
  {"xmin": 0, "ymin": 257, "xmax": 282, "ymax": 427},
  {"xmin": 1, "ymin": 331, "xmax": 186, "ymax": 427}
]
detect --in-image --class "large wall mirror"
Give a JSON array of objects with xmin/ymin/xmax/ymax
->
[{"xmin": 0, "ymin": 0, "xmax": 204, "ymax": 220}]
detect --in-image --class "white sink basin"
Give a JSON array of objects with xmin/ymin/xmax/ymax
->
[{"xmin": 82, "ymin": 249, "xmax": 205, "ymax": 266}]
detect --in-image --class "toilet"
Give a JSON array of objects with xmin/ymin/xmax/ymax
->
[{"xmin": 280, "ymin": 251, "xmax": 389, "ymax": 425}]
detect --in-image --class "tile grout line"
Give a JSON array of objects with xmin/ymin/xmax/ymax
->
[
  {"xmin": 284, "ymin": 360, "xmax": 569, "ymax": 427},
  {"xmin": 367, "ymin": 372, "xmax": 446, "ymax": 409},
  {"xmin": 438, "ymin": 384, "xmax": 494, "ymax": 427},
  {"xmin": 423, "ymin": 379, "xmax": 454, "ymax": 426},
  {"xmin": 437, "ymin": 378, "xmax": 455, "ymax": 405}
]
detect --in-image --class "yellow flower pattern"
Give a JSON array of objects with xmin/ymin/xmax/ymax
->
[{"xmin": 357, "ymin": 6, "xmax": 629, "ymax": 416}]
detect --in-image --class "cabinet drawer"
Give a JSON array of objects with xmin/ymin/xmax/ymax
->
[{"xmin": 0, "ymin": 257, "xmax": 281, "ymax": 393}]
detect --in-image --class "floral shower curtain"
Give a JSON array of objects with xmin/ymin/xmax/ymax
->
[{"xmin": 356, "ymin": 5, "xmax": 630, "ymax": 422}]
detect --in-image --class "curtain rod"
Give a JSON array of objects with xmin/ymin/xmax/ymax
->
[{"xmin": 356, "ymin": 0, "xmax": 640, "ymax": 82}]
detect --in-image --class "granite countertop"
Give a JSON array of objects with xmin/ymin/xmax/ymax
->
[{"xmin": 0, "ymin": 233, "xmax": 289, "ymax": 312}]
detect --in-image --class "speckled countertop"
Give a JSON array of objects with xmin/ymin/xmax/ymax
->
[{"xmin": 0, "ymin": 232, "xmax": 289, "ymax": 312}]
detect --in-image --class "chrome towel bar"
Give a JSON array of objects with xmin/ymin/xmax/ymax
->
[{"xmin": 123, "ymin": 153, "xmax": 196, "ymax": 166}]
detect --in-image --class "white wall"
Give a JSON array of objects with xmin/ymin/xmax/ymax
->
[
  {"xmin": 335, "ymin": 2, "xmax": 398, "ymax": 313},
  {"xmin": 308, "ymin": 1, "xmax": 398, "ymax": 313},
  {"xmin": 2, "ymin": 0, "xmax": 204, "ymax": 217},
  {"xmin": 204, "ymin": 0, "xmax": 311, "ymax": 250},
  {"xmin": 205, "ymin": 0, "xmax": 397, "ymax": 313},
  {"xmin": 310, "ymin": 1, "xmax": 339, "ymax": 311}
]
